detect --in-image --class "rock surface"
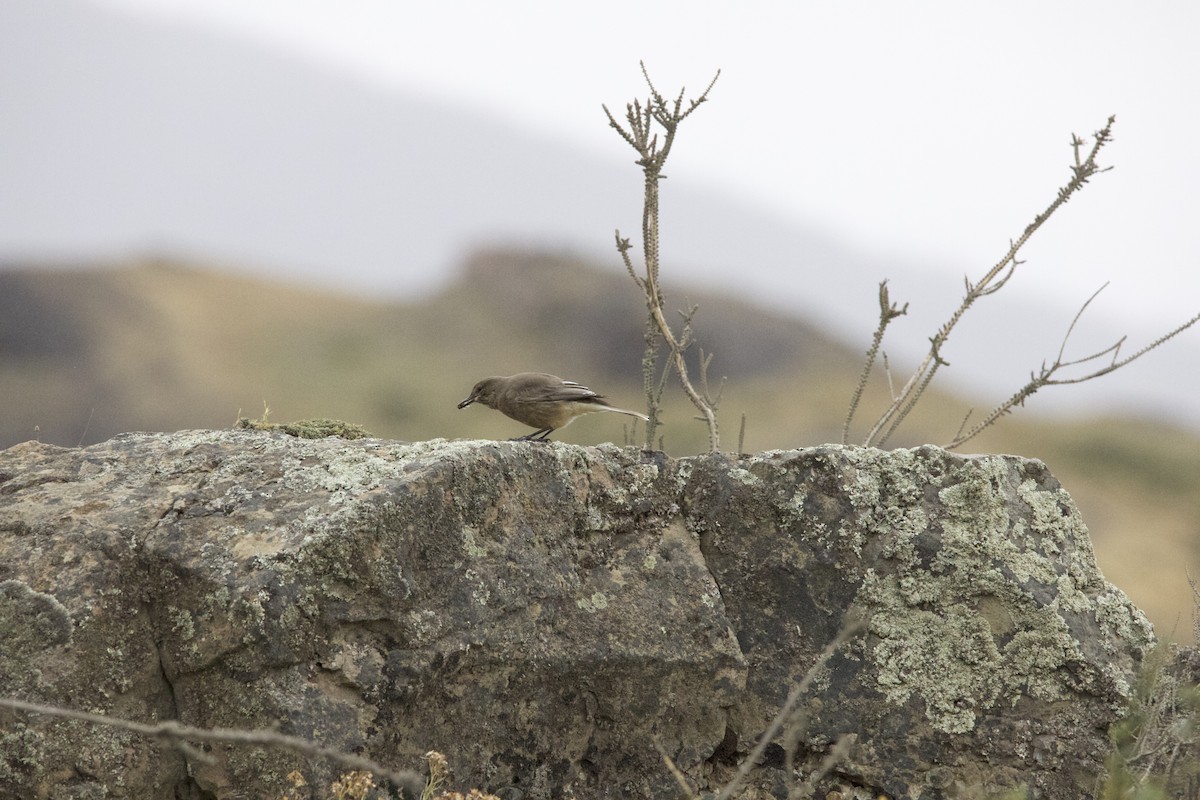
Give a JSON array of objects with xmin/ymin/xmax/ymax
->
[{"xmin": 0, "ymin": 431, "xmax": 1152, "ymax": 799}]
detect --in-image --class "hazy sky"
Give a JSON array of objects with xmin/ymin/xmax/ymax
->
[{"xmin": 91, "ymin": 0, "xmax": 1200, "ymax": 330}]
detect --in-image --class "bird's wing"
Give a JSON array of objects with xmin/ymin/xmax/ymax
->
[{"xmin": 539, "ymin": 379, "xmax": 603, "ymax": 403}]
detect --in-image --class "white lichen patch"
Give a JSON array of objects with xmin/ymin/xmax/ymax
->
[
  {"xmin": 461, "ymin": 525, "xmax": 487, "ymax": 558},
  {"xmin": 405, "ymin": 609, "xmax": 444, "ymax": 644},
  {"xmin": 463, "ymin": 567, "xmax": 491, "ymax": 606},
  {"xmin": 1094, "ymin": 585, "xmax": 1155, "ymax": 645},
  {"xmin": 628, "ymin": 461, "xmax": 661, "ymax": 488},
  {"xmin": 866, "ymin": 571, "xmax": 1000, "ymax": 734},
  {"xmin": 865, "ymin": 567, "xmax": 1088, "ymax": 734},
  {"xmin": 167, "ymin": 605, "xmax": 196, "ymax": 642},
  {"xmin": 725, "ymin": 467, "xmax": 760, "ymax": 487},
  {"xmin": 576, "ymin": 592, "xmax": 609, "ymax": 612}
]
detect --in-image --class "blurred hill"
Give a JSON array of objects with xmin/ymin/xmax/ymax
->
[
  {"xmin": 0, "ymin": 249, "xmax": 856, "ymax": 450},
  {"xmin": 3, "ymin": 0, "xmax": 1199, "ymax": 430},
  {"xmin": 1, "ymin": 249, "xmax": 1197, "ymax": 641}
]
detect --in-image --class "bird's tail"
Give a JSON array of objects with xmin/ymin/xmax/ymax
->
[{"xmin": 600, "ymin": 406, "xmax": 650, "ymax": 422}]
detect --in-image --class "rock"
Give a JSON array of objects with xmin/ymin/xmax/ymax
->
[{"xmin": 0, "ymin": 431, "xmax": 1152, "ymax": 799}]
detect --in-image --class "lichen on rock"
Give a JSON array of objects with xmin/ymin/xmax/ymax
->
[{"xmin": 0, "ymin": 431, "xmax": 1152, "ymax": 799}]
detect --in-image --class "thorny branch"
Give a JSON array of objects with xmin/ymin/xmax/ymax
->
[{"xmin": 862, "ymin": 116, "xmax": 1119, "ymax": 448}]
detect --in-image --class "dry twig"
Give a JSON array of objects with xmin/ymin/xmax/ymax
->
[
  {"xmin": 843, "ymin": 280, "xmax": 908, "ymax": 444},
  {"xmin": 0, "ymin": 696, "xmax": 424, "ymax": 790},
  {"xmin": 846, "ymin": 116, "xmax": 1198, "ymax": 448},
  {"xmin": 607, "ymin": 62, "xmax": 723, "ymax": 451},
  {"xmin": 944, "ymin": 285, "xmax": 1200, "ymax": 448}
]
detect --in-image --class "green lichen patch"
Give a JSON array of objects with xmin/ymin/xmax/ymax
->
[
  {"xmin": 235, "ymin": 415, "xmax": 372, "ymax": 440},
  {"xmin": 854, "ymin": 450, "xmax": 1152, "ymax": 734}
]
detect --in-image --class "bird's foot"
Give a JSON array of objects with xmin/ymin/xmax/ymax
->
[{"xmin": 512, "ymin": 428, "xmax": 554, "ymax": 442}]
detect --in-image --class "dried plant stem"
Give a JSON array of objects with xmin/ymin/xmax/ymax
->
[
  {"xmin": 944, "ymin": 285, "xmax": 1200, "ymax": 448},
  {"xmin": 1190, "ymin": 569, "xmax": 1200, "ymax": 646},
  {"xmin": 653, "ymin": 737, "xmax": 699, "ymax": 799},
  {"xmin": 861, "ymin": 116, "xmax": 1121, "ymax": 448},
  {"xmin": 851, "ymin": 114, "xmax": 1199, "ymax": 449},
  {"xmin": 608, "ymin": 62, "xmax": 722, "ymax": 451},
  {"xmin": 843, "ymin": 280, "xmax": 908, "ymax": 443},
  {"xmin": 0, "ymin": 696, "xmax": 423, "ymax": 789},
  {"xmin": 714, "ymin": 616, "xmax": 865, "ymax": 800},
  {"xmin": 789, "ymin": 734, "xmax": 857, "ymax": 799}
]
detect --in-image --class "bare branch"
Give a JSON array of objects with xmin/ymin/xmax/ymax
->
[
  {"xmin": 614, "ymin": 230, "xmax": 644, "ymax": 290},
  {"xmin": 843, "ymin": 280, "xmax": 908, "ymax": 444},
  {"xmin": 1054, "ymin": 282, "xmax": 1109, "ymax": 364},
  {"xmin": 789, "ymin": 734, "xmax": 857, "ymax": 800},
  {"xmin": 652, "ymin": 737, "xmax": 699, "ymax": 799},
  {"xmin": 943, "ymin": 288, "xmax": 1200, "ymax": 449},
  {"xmin": 1064, "ymin": 311, "xmax": 1198, "ymax": 381},
  {"xmin": 858, "ymin": 116, "xmax": 1124, "ymax": 448}
]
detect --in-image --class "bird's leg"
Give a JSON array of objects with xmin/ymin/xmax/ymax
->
[{"xmin": 512, "ymin": 428, "xmax": 554, "ymax": 442}]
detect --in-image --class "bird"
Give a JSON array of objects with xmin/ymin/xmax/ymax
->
[{"xmin": 457, "ymin": 372, "xmax": 649, "ymax": 441}]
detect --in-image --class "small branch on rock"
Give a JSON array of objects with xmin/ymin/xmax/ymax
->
[
  {"xmin": 653, "ymin": 737, "xmax": 700, "ymax": 799},
  {"xmin": 0, "ymin": 696, "xmax": 424, "ymax": 791}
]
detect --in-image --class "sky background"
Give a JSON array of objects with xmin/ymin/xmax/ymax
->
[
  {"xmin": 3, "ymin": 0, "xmax": 1198, "ymax": 425},
  {"xmin": 85, "ymin": 0, "xmax": 1200, "ymax": 328}
]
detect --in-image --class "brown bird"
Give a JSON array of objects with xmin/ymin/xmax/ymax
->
[{"xmin": 457, "ymin": 372, "xmax": 649, "ymax": 441}]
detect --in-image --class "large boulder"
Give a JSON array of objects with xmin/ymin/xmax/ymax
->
[{"xmin": 0, "ymin": 431, "xmax": 1151, "ymax": 798}]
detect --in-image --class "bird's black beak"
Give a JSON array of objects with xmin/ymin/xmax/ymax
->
[{"xmin": 457, "ymin": 395, "xmax": 476, "ymax": 409}]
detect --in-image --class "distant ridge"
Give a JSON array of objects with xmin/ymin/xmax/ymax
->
[{"xmin": 2, "ymin": 0, "xmax": 1197, "ymax": 427}]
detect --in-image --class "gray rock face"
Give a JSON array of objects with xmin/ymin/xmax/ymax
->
[{"xmin": 0, "ymin": 432, "xmax": 1151, "ymax": 799}]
